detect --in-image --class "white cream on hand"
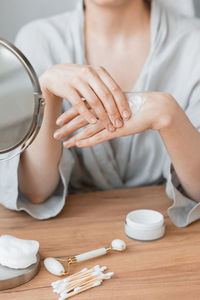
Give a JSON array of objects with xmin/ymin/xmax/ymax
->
[
  {"xmin": 0, "ymin": 234, "xmax": 39, "ymax": 269},
  {"xmin": 126, "ymin": 92, "xmax": 146, "ymax": 116}
]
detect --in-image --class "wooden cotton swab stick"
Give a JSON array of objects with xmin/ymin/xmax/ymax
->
[
  {"xmin": 59, "ymin": 280, "xmax": 103, "ymax": 300},
  {"xmin": 52, "ymin": 265, "xmax": 103, "ymax": 288},
  {"xmin": 65, "ymin": 271, "xmax": 114, "ymax": 294},
  {"xmin": 59, "ymin": 277, "xmax": 102, "ymax": 297},
  {"xmin": 51, "ymin": 265, "xmax": 114, "ymax": 300},
  {"xmin": 59, "ymin": 274, "xmax": 98, "ymax": 294},
  {"xmin": 52, "ymin": 265, "xmax": 107, "ymax": 293},
  {"xmin": 54, "ymin": 270, "xmax": 103, "ymax": 294},
  {"xmin": 52, "ymin": 268, "xmax": 90, "ymax": 293},
  {"xmin": 52, "ymin": 268, "xmax": 88, "ymax": 288},
  {"xmin": 59, "ymin": 270, "xmax": 113, "ymax": 295},
  {"xmin": 59, "ymin": 271, "xmax": 114, "ymax": 299}
]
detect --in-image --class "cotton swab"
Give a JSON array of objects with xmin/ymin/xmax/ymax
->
[
  {"xmin": 53, "ymin": 269, "xmax": 107, "ymax": 294},
  {"xmin": 52, "ymin": 265, "xmax": 106, "ymax": 291},
  {"xmin": 51, "ymin": 265, "xmax": 114, "ymax": 299},
  {"xmin": 59, "ymin": 281, "xmax": 102, "ymax": 300}
]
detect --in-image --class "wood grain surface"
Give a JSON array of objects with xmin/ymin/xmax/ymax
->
[{"xmin": 0, "ymin": 185, "xmax": 200, "ymax": 300}]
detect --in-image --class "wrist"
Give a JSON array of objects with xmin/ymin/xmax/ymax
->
[
  {"xmin": 39, "ymin": 73, "xmax": 63, "ymax": 107},
  {"xmin": 153, "ymin": 93, "xmax": 181, "ymax": 131}
]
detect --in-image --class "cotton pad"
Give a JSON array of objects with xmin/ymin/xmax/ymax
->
[{"xmin": 0, "ymin": 234, "xmax": 39, "ymax": 269}]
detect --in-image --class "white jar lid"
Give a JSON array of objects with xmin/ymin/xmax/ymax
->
[{"xmin": 125, "ymin": 209, "xmax": 165, "ymax": 241}]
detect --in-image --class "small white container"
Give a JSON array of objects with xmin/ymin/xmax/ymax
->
[{"xmin": 125, "ymin": 209, "xmax": 165, "ymax": 241}]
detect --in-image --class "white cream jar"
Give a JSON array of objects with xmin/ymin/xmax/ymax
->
[{"xmin": 125, "ymin": 209, "xmax": 165, "ymax": 241}]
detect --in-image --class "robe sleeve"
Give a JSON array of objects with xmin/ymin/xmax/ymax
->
[
  {"xmin": 0, "ymin": 148, "xmax": 75, "ymax": 219},
  {"xmin": 165, "ymin": 81, "xmax": 200, "ymax": 227},
  {"xmin": 166, "ymin": 165, "xmax": 200, "ymax": 227}
]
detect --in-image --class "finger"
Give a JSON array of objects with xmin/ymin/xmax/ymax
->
[
  {"xmin": 96, "ymin": 66, "xmax": 132, "ymax": 120},
  {"xmin": 56, "ymin": 106, "xmax": 79, "ymax": 126},
  {"xmin": 85, "ymin": 68, "xmax": 123, "ymax": 128},
  {"xmin": 63, "ymin": 121, "xmax": 104, "ymax": 148},
  {"xmin": 72, "ymin": 76, "xmax": 115, "ymax": 132},
  {"xmin": 75, "ymin": 129, "xmax": 115, "ymax": 148},
  {"xmin": 54, "ymin": 115, "xmax": 88, "ymax": 140},
  {"xmin": 66, "ymin": 87, "xmax": 97, "ymax": 124},
  {"xmin": 56, "ymin": 101, "xmax": 93, "ymax": 126}
]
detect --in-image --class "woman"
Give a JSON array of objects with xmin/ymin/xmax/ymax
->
[{"xmin": 1, "ymin": 0, "xmax": 200, "ymax": 226}]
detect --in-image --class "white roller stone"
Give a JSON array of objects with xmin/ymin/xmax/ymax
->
[
  {"xmin": 0, "ymin": 234, "xmax": 39, "ymax": 269},
  {"xmin": 111, "ymin": 239, "xmax": 126, "ymax": 251},
  {"xmin": 44, "ymin": 258, "xmax": 65, "ymax": 276}
]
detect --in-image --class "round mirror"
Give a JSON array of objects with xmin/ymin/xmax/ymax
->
[{"xmin": 0, "ymin": 39, "xmax": 45, "ymax": 161}]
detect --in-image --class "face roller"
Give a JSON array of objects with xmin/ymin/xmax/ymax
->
[{"xmin": 44, "ymin": 239, "xmax": 126, "ymax": 276}]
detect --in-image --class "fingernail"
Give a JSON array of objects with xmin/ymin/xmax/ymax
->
[
  {"xmin": 115, "ymin": 119, "xmax": 123, "ymax": 128},
  {"xmin": 108, "ymin": 124, "xmax": 115, "ymax": 132},
  {"xmin": 122, "ymin": 110, "xmax": 131, "ymax": 120},
  {"xmin": 53, "ymin": 131, "xmax": 60, "ymax": 139},
  {"xmin": 90, "ymin": 117, "xmax": 97, "ymax": 124},
  {"xmin": 56, "ymin": 118, "xmax": 63, "ymax": 125}
]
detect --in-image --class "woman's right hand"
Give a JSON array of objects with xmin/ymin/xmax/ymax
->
[{"xmin": 39, "ymin": 64, "xmax": 131, "ymax": 133}]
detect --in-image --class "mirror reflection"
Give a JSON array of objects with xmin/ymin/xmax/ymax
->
[{"xmin": 0, "ymin": 44, "xmax": 35, "ymax": 152}]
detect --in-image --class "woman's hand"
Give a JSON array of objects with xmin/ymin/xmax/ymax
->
[
  {"xmin": 57, "ymin": 92, "xmax": 181, "ymax": 148},
  {"xmin": 40, "ymin": 64, "xmax": 132, "ymax": 134}
]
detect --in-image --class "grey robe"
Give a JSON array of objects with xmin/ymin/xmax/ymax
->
[{"xmin": 1, "ymin": 0, "xmax": 200, "ymax": 227}]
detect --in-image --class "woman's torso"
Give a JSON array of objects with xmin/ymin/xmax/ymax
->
[{"xmin": 15, "ymin": 0, "xmax": 200, "ymax": 193}]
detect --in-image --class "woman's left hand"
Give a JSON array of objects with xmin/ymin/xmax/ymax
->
[
  {"xmin": 54, "ymin": 90, "xmax": 200, "ymax": 204},
  {"xmin": 54, "ymin": 92, "xmax": 181, "ymax": 148}
]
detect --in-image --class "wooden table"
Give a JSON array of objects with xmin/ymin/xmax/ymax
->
[{"xmin": 1, "ymin": 186, "xmax": 200, "ymax": 300}]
